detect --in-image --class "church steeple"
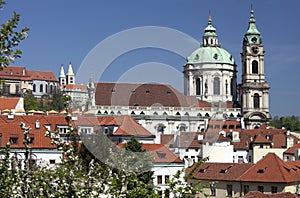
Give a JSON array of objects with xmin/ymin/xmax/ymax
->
[
  {"xmin": 239, "ymin": 8, "xmax": 270, "ymax": 129},
  {"xmin": 59, "ymin": 64, "xmax": 66, "ymax": 86},
  {"xmin": 244, "ymin": 8, "xmax": 262, "ymax": 45},
  {"xmin": 66, "ymin": 62, "xmax": 75, "ymax": 85},
  {"xmin": 202, "ymin": 13, "xmax": 219, "ymax": 47}
]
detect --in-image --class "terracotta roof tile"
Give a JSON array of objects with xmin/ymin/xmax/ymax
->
[
  {"xmin": 118, "ymin": 143, "xmax": 183, "ymax": 163},
  {"xmin": 191, "ymin": 162, "xmax": 253, "ymax": 181},
  {"xmin": 0, "ymin": 98, "xmax": 21, "ymax": 110},
  {"xmin": 98, "ymin": 116, "xmax": 153, "ymax": 136},
  {"xmin": 94, "ymin": 82, "xmax": 211, "ymax": 107},
  {"xmin": 253, "ymin": 134, "xmax": 272, "ymax": 144},
  {"xmin": 285, "ymin": 143, "xmax": 300, "ymax": 155},
  {"xmin": 0, "ymin": 66, "xmax": 31, "ymax": 81},
  {"xmin": 64, "ymin": 84, "xmax": 87, "ymax": 91},
  {"xmin": 239, "ymin": 153, "xmax": 300, "ymax": 183},
  {"xmin": 27, "ymin": 70, "xmax": 58, "ymax": 82}
]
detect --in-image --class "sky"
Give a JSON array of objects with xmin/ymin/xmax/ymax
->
[{"xmin": 2, "ymin": 0, "xmax": 300, "ymax": 117}]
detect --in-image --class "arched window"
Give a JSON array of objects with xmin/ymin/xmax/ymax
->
[
  {"xmin": 244, "ymin": 62, "xmax": 247, "ymax": 73},
  {"xmin": 252, "ymin": 60, "xmax": 258, "ymax": 74},
  {"xmin": 33, "ymin": 84, "xmax": 36, "ymax": 92},
  {"xmin": 213, "ymin": 77, "xmax": 220, "ymax": 95},
  {"xmin": 45, "ymin": 84, "xmax": 48, "ymax": 93},
  {"xmin": 39, "ymin": 84, "xmax": 43, "ymax": 93},
  {"xmin": 196, "ymin": 78, "xmax": 201, "ymax": 95},
  {"xmin": 254, "ymin": 93, "xmax": 260, "ymax": 108},
  {"xmin": 50, "ymin": 85, "xmax": 53, "ymax": 93}
]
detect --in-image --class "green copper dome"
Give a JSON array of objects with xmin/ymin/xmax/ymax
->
[
  {"xmin": 186, "ymin": 14, "xmax": 235, "ymax": 65},
  {"xmin": 186, "ymin": 46, "xmax": 235, "ymax": 65}
]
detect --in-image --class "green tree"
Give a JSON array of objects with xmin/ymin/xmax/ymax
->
[
  {"xmin": 124, "ymin": 136, "xmax": 154, "ymax": 188},
  {"xmin": 0, "ymin": 0, "xmax": 29, "ymax": 69},
  {"xmin": 50, "ymin": 92, "xmax": 65, "ymax": 112},
  {"xmin": 269, "ymin": 115, "xmax": 300, "ymax": 131},
  {"xmin": 24, "ymin": 90, "xmax": 38, "ymax": 111}
]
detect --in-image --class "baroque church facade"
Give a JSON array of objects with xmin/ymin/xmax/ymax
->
[
  {"xmin": 183, "ymin": 9, "xmax": 270, "ymax": 129},
  {"xmin": 77, "ymin": 9, "xmax": 270, "ymax": 132}
]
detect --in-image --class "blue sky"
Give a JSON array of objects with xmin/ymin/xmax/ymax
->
[{"xmin": 3, "ymin": 0, "xmax": 300, "ymax": 117}]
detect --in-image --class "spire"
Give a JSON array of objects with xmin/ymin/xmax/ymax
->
[
  {"xmin": 202, "ymin": 12, "xmax": 219, "ymax": 47},
  {"xmin": 66, "ymin": 62, "xmax": 74, "ymax": 75},
  {"xmin": 244, "ymin": 8, "xmax": 262, "ymax": 45},
  {"xmin": 245, "ymin": 8, "xmax": 261, "ymax": 36},
  {"xmin": 59, "ymin": 64, "xmax": 65, "ymax": 77},
  {"xmin": 204, "ymin": 13, "xmax": 217, "ymax": 36}
]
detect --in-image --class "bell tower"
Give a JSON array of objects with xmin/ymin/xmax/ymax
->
[{"xmin": 239, "ymin": 9, "xmax": 270, "ymax": 129}]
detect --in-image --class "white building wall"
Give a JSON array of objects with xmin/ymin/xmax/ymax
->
[
  {"xmin": 152, "ymin": 163, "xmax": 185, "ymax": 198},
  {"xmin": 202, "ymin": 142, "xmax": 234, "ymax": 163}
]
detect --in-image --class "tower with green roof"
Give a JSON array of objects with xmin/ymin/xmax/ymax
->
[
  {"xmin": 239, "ymin": 9, "xmax": 270, "ymax": 129},
  {"xmin": 184, "ymin": 15, "xmax": 237, "ymax": 105}
]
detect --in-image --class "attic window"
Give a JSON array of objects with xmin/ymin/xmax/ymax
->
[
  {"xmin": 111, "ymin": 89, "xmax": 116, "ymax": 93},
  {"xmin": 199, "ymin": 166, "xmax": 209, "ymax": 173},
  {"xmin": 146, "ymin": 90, "xmax": 150, "ymax": 94},
  {"xmin": 284, "ymin": 166, "xmax": 291, "ymax": 172},
  {"xmin": 220, "ymin": 166, "xmax": 232, "ymax": 174},
  {"xmin": 167, "ymin": 91, "xmax": 171, "ymax": 94},
  {"xmin": 156, "ymin": 151, "xmax": 166, "ymax": 159},
  {"xmin": 9, "ymin": 136, "xmax": 19, "ymax": 145},
  {"xmin": 257, "ymin": 168, "xmax": 265, "ymax": 174}
]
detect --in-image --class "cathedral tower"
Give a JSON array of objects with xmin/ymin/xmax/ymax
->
[
  {"xmin": 66, "ymin": 62, "xmax": 75, "ymax": 85},
  {"xmin": 184, "ymin": 15, "xmax": 237, "ymax": 104},
  {"xmin": 239, "ymin": 9, "xmax": 270, "ymax": 129},
  {"xmin": 59, "ymin": 64, "xmax": 66, "ymax": 86}
]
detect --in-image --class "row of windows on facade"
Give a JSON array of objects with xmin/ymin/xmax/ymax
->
[
  {"xmin": 97, "ymin": 110, "xmax": 234, "ymax": 118},
  {"xmin": 32, "ymin": 84, "xmax": 57, "ymax": 94},
  {"xmin": 244, "ymin": 60, "xmax": 259, "ymax": 74},
  {"xmin": 210, "ymin": 184, "xmax": 278, "ymax": 197},
  {"xmin": 195, "ymin": 77, "xmax": 234, "ymax": 96}
]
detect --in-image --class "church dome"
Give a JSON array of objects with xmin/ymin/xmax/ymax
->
[
  {"xmin": 186, "ymin": 15, "xmax": 235, "ymax": 66},
  {"xmin": 186, "ymin": 46, "xmax": 235, "ymax": 65}
]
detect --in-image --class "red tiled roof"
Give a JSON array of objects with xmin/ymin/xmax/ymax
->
[
  {"xmin": 191, "ymin": 162, "xmax": 253, "ymax": 181},
  {"xmin": 98, "ymin": 116, "xmax": 153, "ymax": 136},
  {"xmin": 285, "ymin": 143, "xmax": 300, "ymax": 155},
  {"xmin": 0, "ymin": 98, "xmax": 21, "ymax": 110},
  {"xmin": 64, "ymin": 84, "xmax": 87, "ymax": 91},
  {"xmin": 160, "ymin": 134, "xmax": 174, "ymax": 146},
  {"xmin": 27, "ymin": 70, "xmax": 58, "ymax": 82},
  {"xmin": 142, "ymin": 144, "xmax": 183, "ymax": 163},
  {"xmin": 191, "ymin": 153, "xmax": 300, "ymax": 184},
  {"xmin": 252, "ymin": 134, "xmax": 272, "ymax": 144},
  {"xmin": 0, "ymin": 66, "xmax": 31, "ymax": 81},
  {"xmin": 118, "ymin": 143, "xmax": 183, "ymax": 163},
  {"xmin": 239, "ymin": 153, "xmax": 300, "ymax": 183},
  {"xmin": 94, "ymin": 82, "xmax": 211, "ymax": 108}
]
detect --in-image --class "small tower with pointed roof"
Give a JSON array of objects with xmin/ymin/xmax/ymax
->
[
  {"xmin": 66, "ymin": 62, "xmax": 75, "ymax": 85},
  {"xmin": 239, "ymin": 8, "xmax": 270, "ymax": 129},
  {"xmin": 59, "ymin": 64, "xmax": 66, "ymax": 86}
]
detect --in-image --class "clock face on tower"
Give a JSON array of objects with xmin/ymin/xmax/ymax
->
[{"xmin": 251, "ymin": 46, "xmax": 259, "ymax": 54}]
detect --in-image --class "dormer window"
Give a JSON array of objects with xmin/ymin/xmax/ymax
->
[
  {"xmin": 35, "ymin": 120, "xmax": 40, "ymax": 129},
  {"xmin": 9, "ymin": 135, "xmax": 19, "ymax": 145}
]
